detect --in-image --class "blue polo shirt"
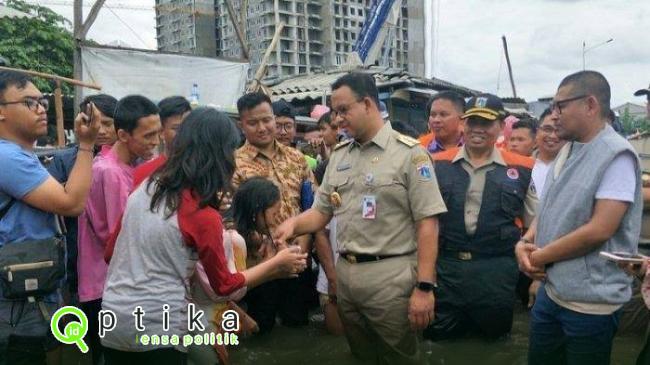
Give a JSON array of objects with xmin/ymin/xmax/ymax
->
[{"xmin": 0, "ymin": 139, "xmax": 57, "ymax": 246}]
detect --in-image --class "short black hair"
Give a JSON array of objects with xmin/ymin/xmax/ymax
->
[
  {"xmin": 426, "ymin": 91, "xmax": 466, "ymax": 116},
  {"xmin": 158, "ymin": 96, "xmax": 191, "ymax": 125},
  {"xmin": 114, "ymin": 95, "xmax": 159, "ymax": 133},
  {"xmin": 558, "ymin": 70, "xmax": 611, "ymax": 119},
  {"xmin": 539, "ymin": 108, "xmax": 552, "ymax": 122},
  {"xmin": 272, "ymin": 99, "xmax": 296, "ymax": 120},
  {"xmin": 237, "ymin": 92, "xmax": 272, "ymax": 116},
  {"xmin": 0, "ymin": 70, "xmax": 31, "ymax": 101},
  {"xmin": 317, "ymin": 112, "xmax": 332, "ymax": 128},
  {"xmin": 331, "ymin": 72, "xmax": 380, "ymax": 108},
  {"xmin": 512, "ymin": 118, "xmax": 538, "ymax": 137},
  {"xmin": 79, "ymin": 94, "xmax": 118, "ymax": 119}
]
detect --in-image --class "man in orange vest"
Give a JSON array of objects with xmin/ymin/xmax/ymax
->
[
  {"xmin": 418, "ymin": 91, "xmax": 465, "ymax": 154},
  {"xmin": 423, "ymin": 94, "xmax": 538, "ymax": 341}
]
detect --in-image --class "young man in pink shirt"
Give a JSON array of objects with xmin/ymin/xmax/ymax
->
[{"xmin": 77, "ymin": 95, "xmax": 161, "ymax": 364}]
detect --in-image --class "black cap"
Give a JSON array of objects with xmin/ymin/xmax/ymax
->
[
  {"xmin": 462, "ymin": 94, "xmax": 506, "ymax": 121},
  {"xmin": 634, "ymin": 84, "xmax": 650, "ymax": 97},
  {"xmin": 272, "ymin": 99, "xmax": 296, "ymax": 120}
]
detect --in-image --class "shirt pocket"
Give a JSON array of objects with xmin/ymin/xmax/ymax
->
[
  {"xmin": 369, "ymin": 174, "xmax": 407, "ymax": 210},
  {"xmin": 501, "ymin": 182, "xmax": 525, "ymax": 218}
]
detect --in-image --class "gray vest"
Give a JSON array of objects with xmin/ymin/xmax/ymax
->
[{"xmin": 536, "ymin": 124, "xmax": 642, "ymax": 305}]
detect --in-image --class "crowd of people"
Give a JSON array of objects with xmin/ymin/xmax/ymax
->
[{"xmin": 0, "ymin": 67, "xmax": 649, "ymax": 365}]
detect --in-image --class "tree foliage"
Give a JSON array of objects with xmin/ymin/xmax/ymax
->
[
  {"xmin": 620, "ymin": 108, "xmax": 649, "ymax": 136},
  {"xmin": 0, "ymin": 0, "xmax": 74, "ymax": 94}
]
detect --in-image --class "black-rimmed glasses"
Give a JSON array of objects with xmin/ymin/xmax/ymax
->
[
  {"xmin": 0, "ymin": 97, "xmax": 49, "ymax": 112},
  {"xmin": 549, "ymin": 95, "xmax": 588, "ymax": 115}
]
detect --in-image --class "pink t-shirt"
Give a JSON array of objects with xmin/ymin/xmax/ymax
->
[{"xmin": 77, "ymin": 147, "xmax": 134, "ymax": 302}]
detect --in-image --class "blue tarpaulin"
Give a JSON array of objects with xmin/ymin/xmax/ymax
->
[{"xmin": 353, "ymin": 0, "xmax": 396, "ymax": 62}]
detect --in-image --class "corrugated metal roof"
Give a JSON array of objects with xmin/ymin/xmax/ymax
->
[
  {"xmin": 266, "ymin": 66, "xmax": 480, "ymax": 102},
  {"xmin": 0, "ymin": 5, "xmax": 33, "ymax": 19}
]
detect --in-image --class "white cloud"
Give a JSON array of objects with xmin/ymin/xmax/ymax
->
[
  {"xmin": 43, "ymin": 0, "xmax": 649, "ymax": 107},
  {"xmin": 430, "ymin": 0, "xmax": 650, "ymax": 106}
]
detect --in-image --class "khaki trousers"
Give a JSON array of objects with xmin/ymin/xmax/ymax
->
[{"xmin": 336, "ymin": 254, "xmax": 420, "ymax": 364}]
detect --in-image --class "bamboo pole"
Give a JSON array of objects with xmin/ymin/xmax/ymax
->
[
  {"xmin": 54, "ymin": 81, "xmax": 65, "ymax": 147},
  {"xmin": 0, "ymin": 66, "xmax": 101, "ymax": 90},
  {"xmin": 247, "ymin": 22, "xmax": 285, "ymax": 93},
  {"xmin": 224, "ymin": 0, "xmax": 250, "ymax": 60}
]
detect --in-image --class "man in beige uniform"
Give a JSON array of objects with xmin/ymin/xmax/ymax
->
[{"xmin": 275, "ymin": 73, "xmax": 447, "ymax": 364}]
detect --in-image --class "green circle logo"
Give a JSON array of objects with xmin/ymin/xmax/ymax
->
[{"xmin": 50, "ymin": 306, "xmax": 89, "ymax": 353}]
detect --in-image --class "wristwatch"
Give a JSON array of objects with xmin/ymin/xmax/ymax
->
[{"xmin": 415, "ymin": 281, "xmax": 437, "ymax": 292}]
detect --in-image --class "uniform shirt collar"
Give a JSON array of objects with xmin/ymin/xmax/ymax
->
[
  {"xmin": 350, "ymin": 122, "xmax": 392, "ymax": 151},
  {"xmin": 453, "ymin": 146, "xmax": 506, "ymax": 166}
]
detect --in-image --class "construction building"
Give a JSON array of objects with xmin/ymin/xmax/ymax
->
[
  {"xmin": 157, "ymin": 0, "xmax": 425, "ymax": 79},
  {"xmin": 155, "ymin": 0, "xmax": 217, "ymax": 57}
]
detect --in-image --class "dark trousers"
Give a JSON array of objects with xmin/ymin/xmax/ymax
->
[
  {"xmin": 528, "ymin": 285, "xmax": 620, "ymax": 365},
  {"xmin": 424, "ymin": 255, "xmax": 519, "ymax": 341},
  {"xmin": 104, "ymin": 347, "xmax": 187, "ymax": 365},
  {"xmin": 243, "ymin": 270, "xmax": 314, "ymax": 334},
  {"xmin": 80, "ymin": 298, "xmax": 103, "ymax": 365}
]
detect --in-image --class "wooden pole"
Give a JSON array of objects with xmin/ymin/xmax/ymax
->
[
  {"xmin": 501, "ymin": 35, "xmax": 517, "ymax": 98},
  {"xmin": 0, "ymin": 66, "xmax": 101, "ymax": 90},
  {"xmin": 73, "ymin": 0, "xmax": 83, "ymax": 114},
  {"xmin": 224, "ymin": 0, "xmax": 250, "ymax": 60},
  {"xmin": 240, "ymin": 0, "xmax": 248, "ymax": 38},
  {"xmin": 54, "ymin": 81, "xmax": 65, "ymax": 147},
  {"xmin": 247, "ymin": 22, "xmax": 285, "ymax": 93},
  {"xmin": 79, "ymin": 0, "xmax": 107, "ymax": 39}
]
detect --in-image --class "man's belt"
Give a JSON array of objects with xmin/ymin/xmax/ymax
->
[
  {"xmin": 440, "ymin": 248, "xmax": 514, "ymax": 261},
  {"xmin": 341, "ymin": 252, "xmax": 412, "ymax": 264}
]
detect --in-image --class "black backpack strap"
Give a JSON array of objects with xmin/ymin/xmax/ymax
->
[{"xmin": 0, "ymin": 197, "xmax": 15, "ymax": 222}]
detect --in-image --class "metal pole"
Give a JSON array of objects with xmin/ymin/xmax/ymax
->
[
  {"xmin": 582, "ymin": 41, "xmax": 586, "ymax": 70},
  {"xmin": 501, "ymin": 35, "xmax": 517, "ymax": 98}
]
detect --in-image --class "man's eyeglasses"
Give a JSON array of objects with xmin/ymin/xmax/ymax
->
[
  {"xmin": 0, "ymin": 97, "xmax": 49, "ymax": 112},
  {"xmin": 276, "ymin": 122, "xmax": 294, "ymax": 132},
  {"xmin": 331, "ymin": 99, "xmax": 363, "ymax": 119},
  {"xmin": 539, "ymin": 125, "xmax": 558, "ymax": 135},
  {"xmin": 549, "ymin": 95, "xmax": 588, "ymax": 115}
]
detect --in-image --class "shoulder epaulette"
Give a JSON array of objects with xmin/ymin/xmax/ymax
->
[
  {"xmin": 395, "ymin": 133, "xmax": 419, "ymax": 147},
  {"xmin": 334, "ymin": 139, "xmax": 353, "ymax": 150}
]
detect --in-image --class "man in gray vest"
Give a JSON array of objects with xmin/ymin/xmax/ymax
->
[{"xmin": 516, "ymin": 70, "xmax": 643, "ymax": 365}]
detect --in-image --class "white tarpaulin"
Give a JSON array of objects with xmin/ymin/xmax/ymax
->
[{"xmin": 81, "ymin": 46, "xmax": 249, "ymax": 107}]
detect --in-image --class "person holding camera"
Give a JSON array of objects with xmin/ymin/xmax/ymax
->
[{"xmin": 0, "ymin": 70, "xmax": 100, "ymax": 364}]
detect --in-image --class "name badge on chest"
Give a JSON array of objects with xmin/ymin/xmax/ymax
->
[{"xmin": 362, "ymin": 195, "xmax": 377, "ymax": 220}]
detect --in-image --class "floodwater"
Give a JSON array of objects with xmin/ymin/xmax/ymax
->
[{"xmin": 229, "ymin": 306, "xmax": 644, "ymax": 365}]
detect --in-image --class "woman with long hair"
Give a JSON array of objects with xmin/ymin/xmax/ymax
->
[{"xmin": 101, "ymin": 107, "xmax": 306, "ymax": 365}]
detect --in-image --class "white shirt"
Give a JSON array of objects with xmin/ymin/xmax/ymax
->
[
  {"xmin": 532, "ymin": 159, "xmax": 552, "ymax": 200},
  {"xmin": 317, "ymin": 218, "xmax": 339, "ymax": 294}
]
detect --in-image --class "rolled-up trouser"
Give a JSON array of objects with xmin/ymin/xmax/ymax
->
[
  {"xmin": 424, "ymin": 254, "xmax": 519, "ymax": 341},
  {"xmin": 336, "ymin": 253, "xmax": 419, "ymax": 365},
  {"xmin": 0, "ymin": 299, "xmax": 60, "ymax": 365}
]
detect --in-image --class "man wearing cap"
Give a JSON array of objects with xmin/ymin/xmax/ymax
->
[
  {"xmin": 275, "ymin": 72, "xmax": 447, "ymax": 363},
  {"xmin": 424, "ymin": 93, "xmax": 538, "ymax": 341},
  {"xmin": 634, "ymin": 83, "xmax": 650, "ymax": 120}
]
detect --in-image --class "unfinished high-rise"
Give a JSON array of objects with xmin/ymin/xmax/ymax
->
[{"xmin": 157, "ymin": 0, "xmax": 425, "ymax": 79}]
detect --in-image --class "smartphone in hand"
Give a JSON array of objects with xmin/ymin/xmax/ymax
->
[
  {"xmin": 600, "ymin": 251, "xmax": 647, "ymax": 264},
  {"xmin": 83, "ymin": 102, "xmax": 94, "ymax": 125}
]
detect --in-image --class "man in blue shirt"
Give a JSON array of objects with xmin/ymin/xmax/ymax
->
[{"xmin": 0, "ymin": 70, "xmax": 100, "ymax": 364}]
